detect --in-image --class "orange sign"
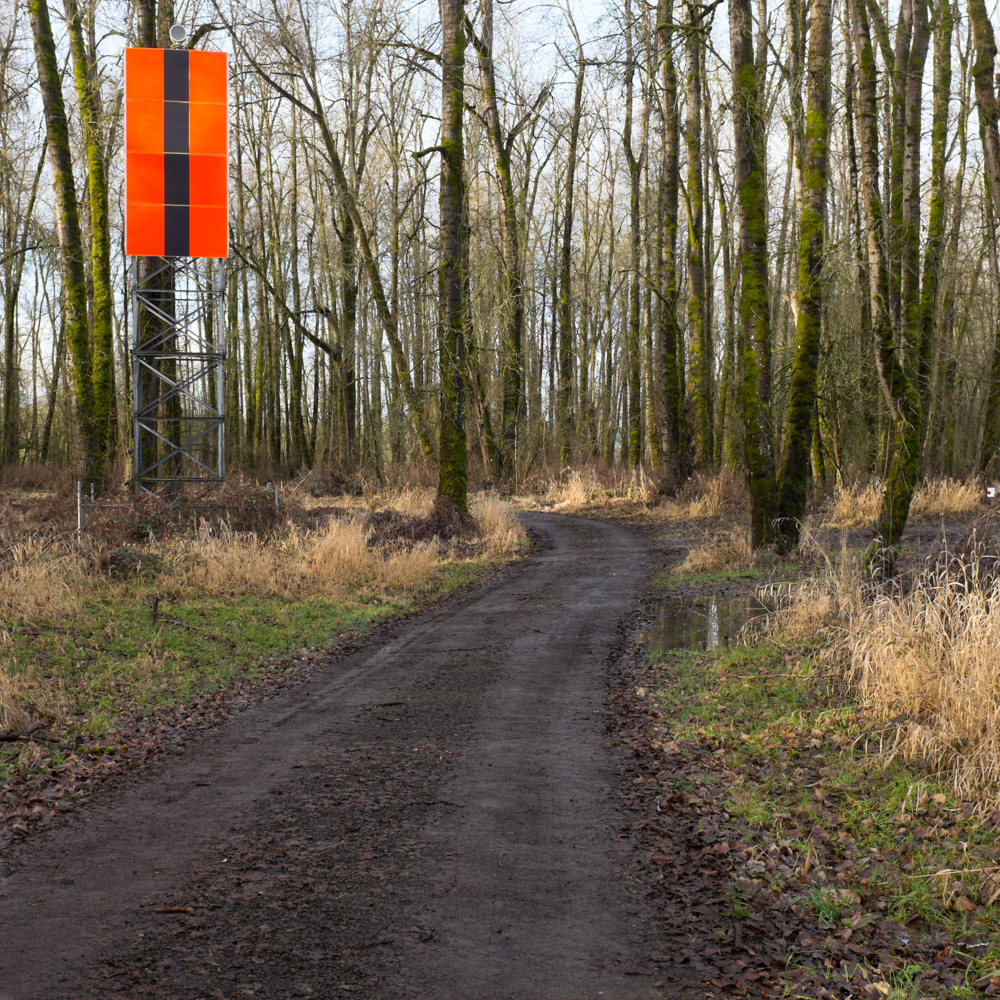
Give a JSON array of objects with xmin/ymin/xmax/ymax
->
[{"xmin": 125, "ymin": 48, "xmax": 228, "ymax": 258}]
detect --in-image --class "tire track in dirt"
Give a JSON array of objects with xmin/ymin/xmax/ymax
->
[{"xmin": 0, "ymin": 513, "xmax": 690, "ymax": 1000}]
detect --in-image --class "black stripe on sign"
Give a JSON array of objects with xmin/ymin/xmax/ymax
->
[
  {"xmin": 163, "ymin": 50, "xmax": 189, "ymax": 257},
  {"xmin": 164, "ymin": 101, "xmax": 188, "ymax": 153},
  {"xmin": 163, "ymin": 48, "xmax": 189, "ymax": 101},
  {"xmin": 164, "ymin": 153, "xmax": 189, "ymax": 204},
  {"xmin": 164, "ymin": 205, "xmax": 190, "ymax": 256}
]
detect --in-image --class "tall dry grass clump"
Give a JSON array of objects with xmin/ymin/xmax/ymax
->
[
  {"xmin": 0, "ymin": 662, "xmax": 28, "ymax": 732},
  {"xmin": 176, "ymin": 517, "xmax": 445, "ymax": 599},
  {"xmin": 370, "ymin": 486, "xmax": 435, "ymax": 519},
  {"xmin": 538, "ymin": 466, "xmax": 657, "ymax": 509},
  {"xmin": 822, "ymin": 481, "xmax": 883, "ymax": 528},
  {"xmin": 536, "ymin": 466, "xmax": 742, "ymax": 517},
  {"xmin": 910, "ymin": 477, "xmax": 982, "ymax": 520},
  {"xmin": 678, "ymin": 528, "xmax": 762, "ymax": 574},
  {"xmin": 844, "ymin": 572, "xmax": 1000, "ymax": 794},
  {"xmin": 378, "ymin": 541, "xmax": 440, "ymax": 590},
  {"xmin": 773, "ymin": 555, "xmax": 1000, "ymax": 798},
  {"xmin": 0, "ymin": 536, "xmax": 85, "ymax": 622},
  {"xmin": 0, "ymin": 654, "xmax": 64, "ymax": 734},
  {"xmin": 659, "ymin": 471, "xmax": 745, "ymax": 520},
  {"xmin": 549, "ymin": 469, "xmax": 601, "ymax": 508},
  {"xmin": 175, "ymin": 530, "xmax": 305, "ymax": 598},
  {"xmin": 308, "ymin": 519, "xmax": 379, "ymax": 591},
  {"xmin": 675, "ymin": 507, "xmax": 820, "ymax": 575},
  {"xmin": 472, "ymin": 495, "xmax": 527, "ymax": 555},
  {"xmin": 823, "ymin": 477, "xmax": 983, "ymax": 528}
]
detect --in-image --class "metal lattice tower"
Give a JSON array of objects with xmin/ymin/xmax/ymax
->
[{"xmin": 131, "ymin": 257, "xmax": 226, "ymax": 494}]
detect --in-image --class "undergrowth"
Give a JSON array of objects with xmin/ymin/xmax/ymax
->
[
  {"xmin": 823, "ymin": 478, "xmax": 984, "ymax": 529},
  {"xmin": 0, "ymin": 489, "xmax": 527, "ymax": 776},
  {"xmin": 645, "ymin": 638, "xmax": 1000, "ymax": 997}
]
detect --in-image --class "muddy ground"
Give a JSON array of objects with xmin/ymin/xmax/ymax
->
[{"xmin": 0, "ymin": 512, "xmax": 760, "ymax": 1000}]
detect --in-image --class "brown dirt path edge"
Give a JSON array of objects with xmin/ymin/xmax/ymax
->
[{"xmin": 0, "ymin": 513, "xmax": 696, "ymax": 1000}]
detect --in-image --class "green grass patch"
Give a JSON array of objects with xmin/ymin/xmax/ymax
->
[
  {"xmin": 653, "ymin": 567, "xmax": 770, "ymax": 590},
  {"xmin": 0, "ymin": 558, "xmax": 487, "ymax": 783},
  {"xmin": 648, "ymin": 637, "xmax": 1000, "ymax": 995}
]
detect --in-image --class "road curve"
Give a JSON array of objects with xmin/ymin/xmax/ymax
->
[{"xmin": 0, "ymin": 513, "xmax": 665, "ymax": 1000}]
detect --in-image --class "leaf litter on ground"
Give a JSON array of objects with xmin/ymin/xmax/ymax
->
[{"xmin": 608, "ymin": 616, "xmax": 1000, "ymax": 999}]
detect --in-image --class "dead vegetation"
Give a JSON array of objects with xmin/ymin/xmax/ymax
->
[
  {"xmin": 523, "ymin": 465, "xmax": 746, "ymax": 522},
  {"xmin": 632, "ymin": 471, "xmax": 1000, "ymax": 804},
  {"xmin": 0, "ymin": 481, "xmax": 527, "ymax": 750},
  {"xmin": 769, "ymin": 519, "xmax": 1000, "ymax": 800},
  {"xmin": 821, "ymin": 477, "xmax": 984, "ymax": 529}
]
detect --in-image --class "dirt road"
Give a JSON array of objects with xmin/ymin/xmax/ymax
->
[{"xmin": 0, "ymin": 513, "xmax": 681, "ymax": 1000}]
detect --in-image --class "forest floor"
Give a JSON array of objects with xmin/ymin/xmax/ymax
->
[{"xmin": 1, "ymin": 480, "xmax": 999, "ymax": 998}]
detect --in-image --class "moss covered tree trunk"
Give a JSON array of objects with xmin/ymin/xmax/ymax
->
[
  {"xmin": 28, "ymin": 0, "xmax": 102, "ymax": 483},
  {"xmin": 685, "ymin": 1, "xmax": 712, "ymax": 468},
  {"xmin": 901, "ymin": 0, "xmax": 928, "ymax": 373},
  {"xmin": 436, "ymin": 0, "xmax": 469, "ymax": 510},
  {"xmin": 558, "ymin": 51, "xmax": 585, "ymax": 468},
  {"xmin": 775, "ymin": 0, "xmax": 833, "ymax": 553},
  {"xmin": 849, "ymin": 0, "xmax": 923, "ymax": 573},
  {"xmin": 730, "ymin": 0, "xmax": 777, "ymax": 546},
  {"xmin": 918, "ymin": 0, "xmax": 950, "ymax": 440},
  {"xmin": 467, "ymin": 0, "xmax": 530, "ymax": 482},
  {"xmin": 64, "ymin": 0, "xmax": 114, "ymax": 476},
  {"xmin": 969, "ymin": 0, "xmax": 1000, "ymax": 478},
  {"xmin": 655, "ymin": 0, "xmax": 683, "ymax": 490},
  {"xmin": 624, "ymin": 0, "xmax": 643, "ymax": 467}
]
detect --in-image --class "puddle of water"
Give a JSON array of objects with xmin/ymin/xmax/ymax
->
[{"xmin": 643, "ymin": 595, "xmax": 773, "ymax": 651}]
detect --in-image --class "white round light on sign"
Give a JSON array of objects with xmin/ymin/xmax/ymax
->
[{"xmin": 168, "ymin": 23, "xmax": 188, "ymax": 43}]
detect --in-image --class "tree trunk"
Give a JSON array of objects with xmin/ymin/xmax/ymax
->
[
  {"xmin": 969, "ymin": 0, "xmax": 1000, "ymax": 477},
  {"xmin": 466, "ymin": 0, "xmax": 535, "ymax": 482},
  {"xmin": 849, "ymin": 0, "xmax": 923, "ymax": 572},
  {"xmin": 776, "ymin": 0, "xmax": 833, "ymax": 553},
  {"xmin": 730, "ymin": 0, "xmax": 778, "ymax": 546},
  {"xmin": 437, "ymin": 0, "xmax": 469, "ymax": 509},
  {"xmin": 65, "ymin": 0, "xmax": 114, "ymax": 476},
  {"xmin": 655, "ymin": 0, "xmax": 683, "ymax": 490},
  {"xmin": 558, "ymin": 49, "xmax": 585, "ymax": 468},
  {"xmin": 624, "ymin": 0, "xmax": 643, "ymax": 467},
  {"xmin": 28, "ymin": 0, "xmax": 101, "ymax": 483},
  {"xmin": 685, "ymin": 1, "xmax": 712, "ymax": 467},
  {"xmin": 917, "ymin": 0, "xmax": 950, "ymax": 442},
  {"xmin": 0, "ymin": 147, "xmax": 44, "ymax": 468}
]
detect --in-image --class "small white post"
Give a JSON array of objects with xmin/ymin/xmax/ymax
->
[
  {"xmin": 76, "ymin": 481, "xmax": 83, "ymax": 539},
  {"xmin": 274, "ymin": 481, "xmax": 279, "ymax": 515}
]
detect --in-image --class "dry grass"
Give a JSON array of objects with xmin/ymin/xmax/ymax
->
[
  {"xmin": 172, "ymin": 496, "xmax": 525, "ymax": 599},
  {"xmin": 674, "ymin": 502, "xmax": 839, "ymax": 577},
  {"xmin": 910, "ymin": 477, "xmax": 983, "ymax": 520},
  {"xmin": 0, "ymin": 536, "xmax": 85, "ymax": 622},
  {"xmin": 535, "ymin": 466, "xmax": 658, "ymax": 509},
  {"xmin": 0, "ymin": 656, "xmax": 63, "ymax": 733},
  {"xmin": 677, "ymin": 528, "xmax": 765, "ymax": 574},
  {"xmin": 377, "ymin": 486, "xmax": 436, "ymax": 519},
  {"xmin": 772, "ymin": 555, "xmax": 1000, "ymax": 799},
  {"xmin": 823, "ymin": 477, "xmax": 983, "ymax": 529},
  {"xmin": 822, "ymin": 481, "xmax": 884, "ymax": 529},
  {"xmin": 527, "ymin": 466, "xmax": 745, "ymax": 522},
  {"xmin": 0, "ymin": 490, "xmax": 526, "ymax": 738},
  {"xmin": 540, "ymin": 469, "xmax": 603, "ymax": 509},
  {"xmin": 0, "ymin": 663, "xmax": 28, "ymax": 732},
  {"xmin": 659, "ymin": 471, "xmax": 745, "ymax": 521},
  {"xmin": 767, "ymin": 543, "xmax": 857, "ymax": 638},
  {"xmin": 472, "ymin": 494, "xmax": 528, "ymax": 556}
]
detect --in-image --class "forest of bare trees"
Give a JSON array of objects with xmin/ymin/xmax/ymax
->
[{"xmin": 3, "ymin": 0, "xmax": 1000, "ymax": 561}]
